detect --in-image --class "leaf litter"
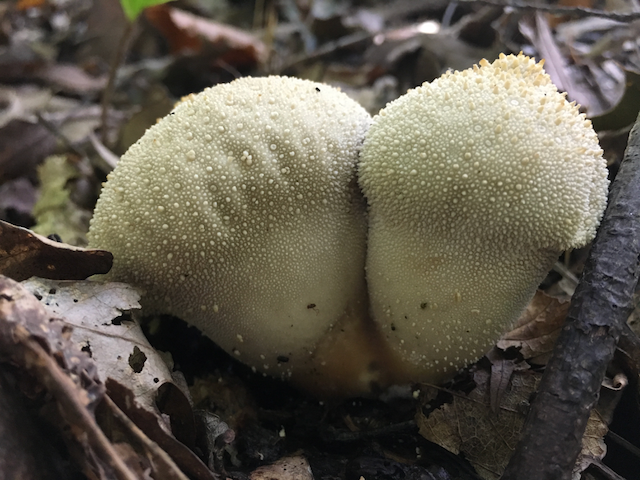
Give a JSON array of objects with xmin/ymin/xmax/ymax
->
[{"xmin": 2, "ymin": 0, "xmax": 640, "ymax": 478}]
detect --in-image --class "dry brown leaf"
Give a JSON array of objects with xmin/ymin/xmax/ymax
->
[
  {"xmin": 0, "ymin": 220, "xmax": 112, "ymax": 281},
  {"xmin": 146, "ymin": 5, "xmax": 268, "ymax": 66},
  {"xmin": 145, "ymin": 5, "xmax": 202, "ymax": 54},
  {"xmin": 574, "ymin": 410, "xmax": 608, "ymax": 479},
  {"xmin": 168, "ymin": 8, "xmax": 267, "ymax": 61},
  {"xmin": 417, "ymin": 369, "xmax": 536, "ymax": 479},
  {"xmin": 417, "ymin": 367, "xmax": 608, "ymax": 480},
  {"xmin": 107, "ymin": 380, "xmax": 217, "ymax": 480},
  {"xmin": 489, "ymin": 358, "xmax": 517, "ymax": 413},
  {"xmin": 497, "ymin": 290, "xmax": 569, "ymax": 364},
  {"xmin": 15, "ymin": 0, "xmax": 46, "ymax": 10}
]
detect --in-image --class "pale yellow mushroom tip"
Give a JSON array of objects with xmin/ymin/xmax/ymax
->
[{"xmin": 361, "ymin": 52, "xmax": 608, "ymax": 252}]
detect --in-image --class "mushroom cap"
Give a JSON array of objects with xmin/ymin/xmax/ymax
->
[
  {"xmin": 358, "ymin": 53, "xmax": 609, "ymax": 383},
  {"xmin": 88, "ymin": 76, "xmax": 373, "ymax": 385}
]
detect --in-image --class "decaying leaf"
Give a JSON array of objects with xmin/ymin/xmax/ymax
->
[
  {"xmin": 0, "ymin": 275, "xmax": 104, "ymax": 399},
  {"xmin": 417, "ymin": 368, "xmax": 609, "ymax": 480},
  {"xmin": 0, "ymin": 220, "xmax": 112, "ymax": 281},
  {"xmin": 489, "ymin": 358, "xmax": 517, "ymax": 414},
  {"xmin": 0, "ymin": 274, "xmax": 213, "ymax": 480},
  {"xmin": 417, "ymin": 369, "xmax": 535, "ymax": 479},
  {"xmin": 498, "ymin": 290, "xmax": 570, "ymax": 364},
  {"xmin": 574, "ymin": 410, "xmax": 608, "ymax": 480},
  {"xmin": 107, "ymin": 379, "xmax": 219, "ymax": 480},
  {"xmin": 250, "ymin": 455, "xmax": 313, "ymax": 480},
  {"xmin": 0, "ymin": 275, "xmax": 132, "ymax": 478},
  {"xmin": 19, "ymin": 277, "xmax": 217, "ymax": 478},
  {"xmin": 22, "ymin": 277, "xmax": 175, "ymax": 412}
]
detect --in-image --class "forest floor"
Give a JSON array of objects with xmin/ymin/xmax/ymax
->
[{"xmin": 1, "ymin": 1, "xmax": 640, "ymax": 479}]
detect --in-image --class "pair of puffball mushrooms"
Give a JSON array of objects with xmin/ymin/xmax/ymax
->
[{"xmin": 88, "ymin": 54, "xmax": 609, "ymax": 398}]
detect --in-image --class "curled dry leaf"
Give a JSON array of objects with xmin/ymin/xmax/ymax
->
[
  {"xmin": 107, "ymin": 380, "xmax": 219, "ymax": 480},
  {"xmin": 497, "ymin": 291, "xmax": 570, "ymax": 365},
  {"xmin": 0, "ymin": 220, "xmax": 112, "ymax": 282},
  {"xmin": 194, "ymin": 410, "xmax": 236, "ymax": 472}
]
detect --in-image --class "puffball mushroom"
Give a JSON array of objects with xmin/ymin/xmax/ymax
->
[
  {"xmin": 358, "ymin": 53, "xmax": 609, "ymax": 385},
  {"xmin": 88, "ymin": 76, "xmax": 394, "ymax": 396}
]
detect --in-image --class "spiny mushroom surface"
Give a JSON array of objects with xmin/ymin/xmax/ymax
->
[
  {"xmin": 358, "ymin": 53, "xmax": 609, "ymax": 385},
  {"xmin": 88, "ymin": 76, "xmax": 382, "ymax": 395}
]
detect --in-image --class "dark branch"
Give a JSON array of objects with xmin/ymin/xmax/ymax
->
[{"xmin": 502, "ymin": 115, "xmax": 640, "ymax": 479}]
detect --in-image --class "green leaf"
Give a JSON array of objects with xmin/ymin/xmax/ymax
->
[
  {"xmin": 32, "ymin": 155, "xmax": 91, "ymax": 246},
  {"xmin": 120, "ymin": 0, "xmax": 174, "ymax": 21}
]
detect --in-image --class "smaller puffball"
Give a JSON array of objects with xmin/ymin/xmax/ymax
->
[{"xmin": 358, "ymin": 53, "xmax": 609, "ymax": 385}]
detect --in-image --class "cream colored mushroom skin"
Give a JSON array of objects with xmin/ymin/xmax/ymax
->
[
  {"xmin": 358, "ymin": 53, "xmax": 609, "ymax": 385},
  {"xmin": 88, "ymin": 76, "xmax": 386, "ymax": 396}
]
